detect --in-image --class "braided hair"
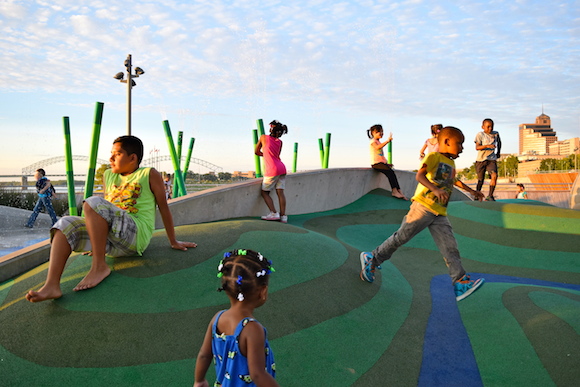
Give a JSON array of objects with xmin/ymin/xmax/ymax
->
[{"xmin": 216, "ymin": 249, "xmax": 275, "ymax": 302}]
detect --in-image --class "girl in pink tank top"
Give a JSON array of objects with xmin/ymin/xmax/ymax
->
[{"xmin": 255, "ymin": 120, "xmax": 289, "ymax": 223}]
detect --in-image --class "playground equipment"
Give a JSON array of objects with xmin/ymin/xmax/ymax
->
[
  {"xmin": 84, "ymin": 102, "xmax": 104, "ymax": 199},
  {"xmin": 293, "ymin": 142, "xmax": 298, "ymax": 173},
  {"xmin": 318, "ymin": 133, "xmax": 332, "ymax": 168},
  {"xmin": 162, "ymin": 120, "xmax": 187, "ymax": 197},
  {"xmin": 62, "ymin": 117, "xmax": 77, "ymax": 216}
]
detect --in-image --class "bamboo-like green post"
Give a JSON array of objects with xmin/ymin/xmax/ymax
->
[
  {"xmin": 318, "ymin": 138, "xmax": 325, "ymax": 168},
  {"xmin": 253, "ymin": 129, "xmax": 263, "ymax": 178},
  {"xmin": 323, "ymin": 133, "xmax": 331, "ymax": 169},
  {"xmin": 162, "ymin": 120, "xmax": 187, "ymax": 197},
  {"xmin": 256, "ymin": 119, "xmax": 266, "ymax": 136},
  {"xmin": 176, "ymin": 131, "xmax": 183, "ymax": 163},
  {"xmin": 175, "ymin": 131, "xmax": 184, "ymax": 195},
  {"xmin": 63, "ymin": 117, "xmax": 77, "ymax": 216},
  {"xmin": 387, "ymin": 140, "xmax": 392, "ymax": 164},
  {"xmin": 84, "ymin": 102, "xmax": 104, "ymax": 199},
  {"xmin": 256, "ymin": 119, "xmax": 265, "ymax": 174},
  {"xmin": 293, "ymin": 143, "xmax": 298, "ymax": 173},
  {"xmin": 183, "ymin": 137, "xmax": 195, "ymax": 180}
]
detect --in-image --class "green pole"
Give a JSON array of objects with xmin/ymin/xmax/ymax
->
[
  {"xmin": 323, "ymin": 133, "xmax": 331, "ymax": 169},
  {"xmin": 253, "ymin": 129, "xmax": 263, "ymax": 178},
  {"xmin": 84, "ymin": 102, "xmax": 104, "ymax": 199},
  {"xmin": 256, "ymin": 119, "xmax": 265, "ymax": 174},
  {"xmin": 318, "ymin": 138, "xmax": 325, "ymax": 168},
  {"xmin": 63, "ymin": 117, "xmax": 78, "ymax": 216},
  {"xmin": 175, "ymin": 131, "xmax": 184, "ymax": 195},
  {"xmin": 183, "ymin": 137, "xmax": 195, "ymax": 180},
  {"xmin": 387, "ymin": 140, "xmax": 392, "ymax": 165},
  {"xmin": 256, "ymin": 118, "xmax": 265, "ymax": 136},
  {"xmin": 293, "ymin": 142, "xmax": 298, "ymax": 173},
  {"xmin": 162, "ymin": 120, "xmax": 187, "ymax": 197}
]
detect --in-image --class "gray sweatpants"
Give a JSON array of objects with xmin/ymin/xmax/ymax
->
[{"xmin": 372, "ymin": 201, "xmax": 466, "ymax": 283}]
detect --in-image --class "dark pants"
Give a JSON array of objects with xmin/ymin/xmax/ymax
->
[{"xmin": 372, "ymin": 163, "xmax": 401, "ymax": 190}]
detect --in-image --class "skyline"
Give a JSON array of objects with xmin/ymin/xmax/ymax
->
[{"xmin": 1, "ymin": 0, "xmax": 579, "ymax": 177}]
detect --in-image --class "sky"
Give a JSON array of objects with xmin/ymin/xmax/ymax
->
[{"xmin": 1, "ymin": 0, "xmax": 579, "ymax": 179}]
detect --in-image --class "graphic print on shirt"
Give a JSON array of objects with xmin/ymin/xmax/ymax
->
[
  {"xmin": 423, "ymin": 162, "xmax": 454, "ymax": 207},
  {"xmin": 106, "ymin": 182, "xmax": 142, "ymax": 213}
]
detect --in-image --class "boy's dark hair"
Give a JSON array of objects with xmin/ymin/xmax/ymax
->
[
  {"xmin": 517, "ymin": 183, "xmax": 525, "ymax": 189},
  {"xmin": 113, "ymin": 136, "xmax": 144, "ymax": 164},
  {"xmin": 431, "ymin": 124, "xmax": 443, "ymax": 135},
  {"xmin": 438, "ymin": 126, "xmax": 464, "ymax": 143},
  {"xmin": 217, "ymin": 249, "xmax": 274, "ymax": 302},
  {"xmin": 367, "ymin": 124, "xmax": 383, "ymax": 139},
  {"xmin": 269, "ymin": 120, "xmax": 288, "ymax": 138},
  {"xmin": 482, "ymin": 118, "xmax": 494, "ymax": 127},
  {"xmin": 36, "ymin": 168, "xmax": 46, "ymax": 176}
]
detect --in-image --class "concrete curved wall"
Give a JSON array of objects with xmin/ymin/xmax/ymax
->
[
  {"xmin": 158, "ymin": 168, "xmax": 470, "ymax": 227},
  {"xmin": 1, "ymin": 168, "xmax": 471, "ymax": 282}
]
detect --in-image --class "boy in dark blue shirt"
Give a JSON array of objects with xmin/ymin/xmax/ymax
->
[{"xmin": 25, "ymin": 168, "xmax": 58, "ymax": 227}]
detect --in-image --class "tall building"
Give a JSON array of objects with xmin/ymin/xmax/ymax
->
[{"xmin": 519, "ymin": 112, "xmax": 558, "ymax": 155}]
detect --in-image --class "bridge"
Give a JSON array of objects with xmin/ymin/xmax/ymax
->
[{"xmin": 16, "ymin": 155, "xmax": 222, "ymax": 177}]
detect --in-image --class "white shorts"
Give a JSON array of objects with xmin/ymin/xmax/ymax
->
[{"xmin": 262, "ymin": 175, "xmax": 286, "ymax": 191}]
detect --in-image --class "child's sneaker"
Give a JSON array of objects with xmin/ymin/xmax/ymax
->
[
  {"xmin": 261, "ymin": 212, "xmax": 280, "ymax": 221},
  {"xmin": 360, "ymin": 252, "xmax": 380, "ymax": 283},
  {"xmin": 280, "ymin": 215, "xmax": 288, "ymax": 223},
  {"xmin": 454, "ymin": 274, "xmax": 485, "ymax": 301},
  {"xmin": 485, "ymin": 196, "xmax": 495, "ymax": 201}
]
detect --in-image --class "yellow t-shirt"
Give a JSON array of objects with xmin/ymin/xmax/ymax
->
[
  {"xmin": 412, "ymin": 153, "xmax": 456, "ymax": 216},
  {"xmin": 105, "ymin": 167, "xmax": 156, "ymax": 254}
]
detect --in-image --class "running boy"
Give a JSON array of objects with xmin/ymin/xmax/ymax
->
[
  {"xmin": 26, "ymin": 135, "xmax": 197, "ymax": 302},
  {"xmin": 360, "ymin": 127, "xmax": 486, "ymax": 301},
  {"xmin": 25, "ymin": 168, "xmax": 58, "ymax": 228},
  {"xmin": 474, "ymin": 118, "xmax": 501, "ymax": 201}
]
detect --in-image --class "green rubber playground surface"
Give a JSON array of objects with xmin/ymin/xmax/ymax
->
[{"xmin": 1, "ymin": 189, "xmax": 579, "ymax": 386}]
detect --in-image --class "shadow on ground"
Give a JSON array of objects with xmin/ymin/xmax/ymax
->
[{"xmin": 1, "ymin": 189, "xmax": 579, "ymax": 386}]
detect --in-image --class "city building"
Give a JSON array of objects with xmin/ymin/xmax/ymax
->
[
  {"xmin": 518, "ymin": 112, "xmax": 558, "ymax": 155},
  {"xmin": 233, "ymin": 171, "xmax": 256, "ymax": 179},
  {"xmin": 516, "ymin": 111, "xmax": 580, "ymax": 176}
]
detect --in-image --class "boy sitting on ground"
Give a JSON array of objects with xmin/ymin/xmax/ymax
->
[{"xmin": 26, "ymin": 135, "xmax": 197, "ymax": 302}]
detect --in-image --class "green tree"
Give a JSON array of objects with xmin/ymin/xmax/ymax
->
[
  {"xmin": 218, "ymin": 172, "xmax": 232, "ymax": 181},
  {"xmin": 498, "ymin": 155, "xmax": 518, "ymax": 178},
  {"xmin": 457, "ymin": 163, "xmax": 476, "ymax": 180},
  {"xmin": 202, "ymin": 173, "xmax": 217, "ymax": 182}
]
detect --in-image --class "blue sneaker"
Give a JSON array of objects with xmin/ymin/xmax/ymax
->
[
  {"xmin": 454, "ymin": 275, "xmax": 485, "ymax": 301},
  {"xmin": 360, "ymin": 252, "xmax": 380, "ymax": 283}
]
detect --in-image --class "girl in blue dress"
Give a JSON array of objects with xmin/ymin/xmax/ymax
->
[{"xmin": 194, "ymin": 249, "xmax": 278, "ymax": 387}]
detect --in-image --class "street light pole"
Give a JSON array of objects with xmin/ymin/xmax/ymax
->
[
  {"xmin": 126, "ymin": 54, "xmax": 132, "ymax": 136},
  {"xmin": 114, "ymin": 54, "xmax": 145, "ymax": 136}
]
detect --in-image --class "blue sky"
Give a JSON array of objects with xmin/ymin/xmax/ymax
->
[{"xmin": 1, "ymin": 0, "xmax": 579, "ymax": 177}]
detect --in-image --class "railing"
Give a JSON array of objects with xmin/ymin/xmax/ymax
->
[{"xmin": 464, "ymin": 182, "xmax": 572, "ymax": 208}]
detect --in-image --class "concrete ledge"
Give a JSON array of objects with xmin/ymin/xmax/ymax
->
[
  {"xmin": 1, "ymin": 168, "xmax": 471, "ymax": 283},
  {"xmin": 161, "ymin": 168, "xmax": 401, "ymax": 227},
  {"xmin": 159, "ymin": 168, "xmax": 470, "ymax": 227},
  {"xmin": 0, "ymin": 240, "xmax": 51, "ymax": 283}
]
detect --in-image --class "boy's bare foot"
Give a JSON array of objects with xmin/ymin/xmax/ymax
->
[
  {"xmin": 73, "ymin": 266, "xmax": 111, "ymax": 291},
  {"xmin": 26, "ymin": 286, "xmax": 62, "ymax": 303}
]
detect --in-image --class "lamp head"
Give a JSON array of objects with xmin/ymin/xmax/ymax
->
[
  {"xmin": 114, "ymin": 72, "xmax": 124, "ymax": 80},
  {"xmin": 134, "ymin": 67, "xmax": 145, "ymax": 75}
]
